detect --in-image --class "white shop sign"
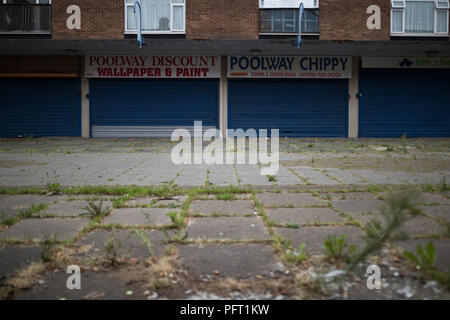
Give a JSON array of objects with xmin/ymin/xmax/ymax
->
[
  {"xmin": 228, "ymin": 56, "xmax": 352, "ymax": 79},
  {"xmin": 362, "ymin": 57, "xmax": 450, "ymax": 69},
  {"xmin": 85, "ymin": 55, "xmax": 221, "ymax": 78}
]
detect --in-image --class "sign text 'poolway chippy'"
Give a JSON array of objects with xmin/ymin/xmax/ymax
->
[{"xmin": 228, "ymin": 56, "xmax": 352, "ymax": 79}]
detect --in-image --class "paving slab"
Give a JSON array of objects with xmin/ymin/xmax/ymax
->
[
  {"xmin": 266, "ymin": 207, "xmax": 345, "ymax": 225},
  {"xmin": 379, "ymin": 192, "xmax": 450, "ymax": 205},
  {"xmin": 288, "ymin": 167, "xmax": 339, "ymax": 185},
  {"xmin": 74, "ymin": 229, "xmax": 167, "ymax": 260},
  {"xmin": 276, "ymin": 226, "xmax": 364, "ymax": 255},
  {"xmin": 399, "ymin": 216, "xmax": 447, "ymax": 237},
  {"xmin": 102, "ymin": 208, "xmax": 174, "ymax": 226},
  {"xmin": 0, "ymin": 246, "xmax": 42, "ymax": 279},
  {"xmin": 187, "ymin": 217, "xmax": 269, "ymax": 240},
  {"xmin": 190, "ymin": 200, "xmax": 255, "ymax": 216},
  {"xmin": 125, "ymin": 195, "xmax": 188, "ymax": 207},
  {"xmin": 234, "ymin": 164, "xmax": 274, "ymax": 186},
  {"xmin": 207, "ymin": 164, "xmax": 240, "ymax": 186},
  {"xmin": 44, "ymin": 200, "xmax": 112, "ymax": 217},
  {"xmin": 17, "ymin": 270, "xmax": 137, "ymax": 300},
  {"xmin": 394, "ymin": 239, "xmax": 450, "ymax": 272},
  {"xmin": 319, "ymin": 192, "xmax": 377, "ymax": 200},
  {"xmin": 256, "ymin": 192, "xmax": 325, "ymax": 207},
  {"xmin": 416, "ymin": 193, "xmax": 450, "ymax": 205},
  {"xmin": 178, "ymin": 244, "xmax": 280, "ymax": 279},
  {"xmin": 345, "ymin": 211, "xmax": 381, "ymax": 224},
  {"xmin": 0, "ymin": 195, "xmax": 59, "ymax": 221},
  {"xmin": 271, "ymin": 166, "xmax": 304, "ymax": 185},
  {"xmin": 319, "ymin": 168, "xmax": 365, "ymax": 184},
  {"xmin": 420, "ymin": 206, "xmax": 449, "ymax": 221},
  {"xmin": 0, "ymin": 218, "xmax": 90, "ymax": 241},
  {"xmin": 331, "ymin": 199, "xmax": 386, "ymax": 214}
]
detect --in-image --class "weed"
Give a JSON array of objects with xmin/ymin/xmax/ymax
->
[
  {"xmin": 41, "ymin": 233, "xmax": 58, "ymax": 263},
  {"xmin": 46, "ymin": 182, "xmax": 61, "ymax": 195},
  {"xmin": 403, "ymin": 242, "xmax": 450, "ymax": 288},
  {"xmin": 440, "ymin": 176, "xmax": 448, "ymax": 192},
  {"xmin": 166, "ymin": 211, "xmax": 185, "ymax": 228},
  {"xmin": 82, "ymin": 201, "xmax": 111, "ymax": 217},
  {"xmin": 6, "ymin": 262, "xmax": 46, "ymax": 290},
  {"xmin": 104, "ymin": 235, "xmax": 123, "ymax": 266},
  {"xmin": 130, "ymin": 229, "xmax": 154, "ymax": 257},
  {"xmin": 323, "ymin": 235, "xmax": 356, "ymax": 261},
  {"xmin": 267, "ymin": 175, "xmax": 277, "ymax": 182},
  {"xmin": 403, "ymin": 242, "xmax": 436, "ymax": 270},
  {"xmin": 291, "ymin": 243, "xmax": 308, "ymax": 262},
  {"xmin": 274, "ymin": 234, "xmax": 308, "ymax": 264},
  {"xmin": 348, "ymin": 189, "xmax": 422, "ymax": 272},
  {"xmin": 20, "ymin": 203, "xmax": 48, "ymax": 219},
  {"xmin": 162, "ymin": 228, "xmax": 188, "ymax": 243},
  {"xmin": 216, "ymin": 193, "xmax": 237, "ymax": 201},
  {"xmin": 401, "ymin": 133, "xmax": 409, "ymax": 154}
]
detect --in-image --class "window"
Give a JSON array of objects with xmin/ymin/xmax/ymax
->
[
  {"xmin": 260, "ymin": 0, "xmax": 319, "ymax": 9},
  {"xmin": 260, "ymin": 9, "xmax": 319, "ymax": 33},
  {"xmin": 2, "ymin": 1, "xmax": 50, "ymax": 3},
  {"xmin": 391, "ymin": 0, "xmax": 449, "ymax": 35},
  {"xmin": 0, "ymin": 0, "xmax": 51, "ymax": 33},
  {"xmin": 125, "ymin": 0, "xmax": 185, "ymax": 33},
  {"xmin": 391, "ymin": 0, "xmax": 406, "ymax": 8}
]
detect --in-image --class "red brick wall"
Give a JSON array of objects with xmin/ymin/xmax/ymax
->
[
  {"xmin": 320, "ymin": 0, "xmax": 390, "ymax": 41},
  {"xmin": 186, "ymin": 0, "xmax": 259, "ymax": 39},
  {"xmin": 50, "ymin": 0, "xmax": 391, "ymax": 41},
  {"xmin": 52, "ymin": 0, "xmax": 124, "ymax": 39}
]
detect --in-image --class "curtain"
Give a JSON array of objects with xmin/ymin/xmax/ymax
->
[
  {"xmin": 436, "ymin": 10, "xmax": 448, "ymax": 32},
  {"xmin": 172, "ymin": 5, "xmax": 183, "ymax": 30},
  {"xmin": 392, "ymin": 10, "xmax": 403, "ymax": 32},
  {"xmin": 141, "ymin": 0, "xmax": 170, "ymax": 31},
  {"xmin": 405, "ymin": 1, "xmax": 434, "ymax": 33}
]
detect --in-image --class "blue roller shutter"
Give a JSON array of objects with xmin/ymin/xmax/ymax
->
[
  {"xmin": 229, "ymin": 79, "xmax": 348, "ymax": 137},
  {"xmin": 90, "ymin": 79, "xmax": 218, "ymax": 137},
  {"xmin": 359, "ymin": 69, "xmax": 450, "ymax": 137},
  {"xmin": 0, "ymin": 78, "xmax": 81, "ymax": 137}
]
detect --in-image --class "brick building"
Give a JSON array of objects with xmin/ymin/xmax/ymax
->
[{"xmin": 0, "ymin": 0, "xmax": 449, "ymax": 138}]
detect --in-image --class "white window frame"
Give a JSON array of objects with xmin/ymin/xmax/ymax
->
[
  {"xmin": 391, "ymin": 8, "xmax": 405, "ymax": 33},
  {"xmin": 125, "ymin": 0, "xmax": 186, "ymax": 34},
  {"xmin": 391, "ymin": 0, "xmax": 406, "ymax": 8},
  {"xmin": 436, "ymin": 0, "xmax": 450, "ymax": 9},
  {"xmin": 391, "ymin": 0, "xmax": 449, "ymax": 36},
  {"xmin": 435, "ymin": 8, "xmax": 449, "ymax": 33}
]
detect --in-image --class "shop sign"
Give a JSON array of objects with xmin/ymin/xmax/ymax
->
[
  {"xmin": 362, "ymin": 57, "xmax": 450, "ymax": 69},
  {"xmin": 85, "ymin": 55, "xmax": 221, "ymax": 78},
  {"xmin": 228, "ymin": 56, "xmax": 352, "ymax": 79}
]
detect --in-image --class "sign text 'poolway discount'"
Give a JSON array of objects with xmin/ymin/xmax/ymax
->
[
  {"xmin": 85, "ymin": 55, "xmax": 221, "ymax": 78},
  {"xmin": 228, "ymin": 56, "xmax": 352, "ymax": 79}
]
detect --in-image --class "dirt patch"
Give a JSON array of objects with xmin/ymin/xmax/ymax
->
[{"xmin": 0, "ymin": 160, "xmax": 46, "ymax": 168}]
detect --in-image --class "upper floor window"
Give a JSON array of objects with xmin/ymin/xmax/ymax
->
[
  {"xmin": 260, "ymin": 9, "xmax": 319, "ymax": 33},
  {"xmin": 2, "ymin": 0, "xmax": 50, "ymax": 3},
  {"xmin": 259, "ymin": 0, "xmax": 319, "ymax": 34},
  {"xmin": 391, "ymin": 0, "xmax": 449, "ymax": 35},
  {"xmin": 0, "ymin": 0, "xmax": 51, "ymax": 33},
  {"xmin": 125, "ymin": 0, "xmax": 185, "ymax": 33}
]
